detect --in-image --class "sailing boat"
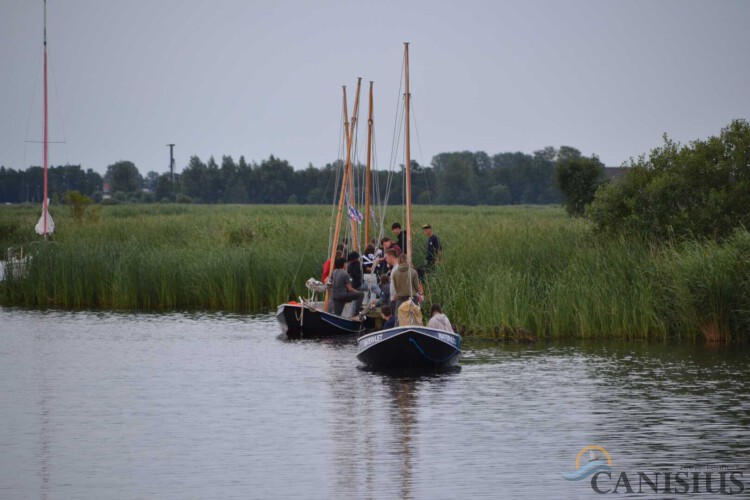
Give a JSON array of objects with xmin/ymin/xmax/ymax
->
[
  {"xmin": 276, "ymin": 79, "xmax": 377, "ymax": 337},
  {"xmin": 34, "ymin": 0, "xmax": 55, "ymax": 239},
  {"xmin": 356, "ymin": 44, "xmax": 462, "ymax": 369},
  {"xmin": 1, "ymin": 0, "xmax": 52, "ymax": 282}
]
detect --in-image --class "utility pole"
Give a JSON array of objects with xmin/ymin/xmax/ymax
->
[{"xmin": 167, "ymin": 144, "xmax": 175, "ymax": 183}]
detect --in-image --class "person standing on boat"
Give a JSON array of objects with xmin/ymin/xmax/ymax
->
[
  {"xmin": 347, "ymin": 251, "xmax": 364, "ymax": 290},
  {"xmin": 427, "ymin": 303, "xmax": 454, "ymax": 333},
  {"xmin": 331, "ymin": 257, "xmax": 364, "ymax": 317},
  {"xmin": 373, "ymin": 237, "xmax": 393, "ymax": 275},
  {"xmin": 392, "ymin": 253, "xmax": 424, "ymax": 311},
  {"xmin": 422, "ymin": 224, "xmax": 442, "ymax": 270},
  {"xmin": 384, "ymin": 249, "xmax": 399, "ymax": 311},
  {"xmin": 391, "ymin": 222, "xmax": 407, "ymax": 255},
  {"xmin": 362, "ymin": 243, "xmax": 377, "ymax": 274}
]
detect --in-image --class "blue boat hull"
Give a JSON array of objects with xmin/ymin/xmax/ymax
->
[{"xmin": 356, "ymin": 326, "xmax": 462, "ymax": 369}]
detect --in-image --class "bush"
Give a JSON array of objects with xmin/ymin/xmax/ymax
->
[
  {"xmin": 63, "ymin": 190, "xmax": 93, "ymax": 222},
  {"xmin": 588, "ymin": 119, "xmax": 750, "ymax": 241}
]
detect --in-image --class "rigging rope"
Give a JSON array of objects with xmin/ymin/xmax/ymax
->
[{"xmin": 410, "ymin": 96, "xmax": 433, "ymax": 206}]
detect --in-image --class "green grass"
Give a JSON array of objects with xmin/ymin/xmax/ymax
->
[{"xmin": 1, "ymin": 203, "xmax": 749, "ymax": 342}]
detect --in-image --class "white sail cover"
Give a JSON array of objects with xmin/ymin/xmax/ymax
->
[{"xmin": 34, "ymin": 203, "xmax": 55, "ymax": 236}]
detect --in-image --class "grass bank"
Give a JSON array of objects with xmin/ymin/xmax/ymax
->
[{"xmin": 1, "ymin": 204, "xmax": 748, "ymax": 342}]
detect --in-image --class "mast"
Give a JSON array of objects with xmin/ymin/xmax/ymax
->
[
  {"xmin": 364, "ymin": 81, "xmax": 373, "ymax": 245},
  {"xmin": 346, "ymin": 78, "xmax": 362, "ymax": 253},
  {"xmin": 324, "ymin": 87, "xmax": 353, "ymax": 310},
  {"xmin": 404, "ymin": 43, "xmax": 412, "ymax": 262},
  {"xmin": 42, "ymin": 0, "xmax": 49, "ymax": 239}
]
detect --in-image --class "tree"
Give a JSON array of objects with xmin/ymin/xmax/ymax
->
[
  {"xmin": 144, "ymin": 171, "xmax": 160, "ymax": 191},
  {"xmin": 431, "ymin": 153, "xmax": 479, "ymax": 204},
  {"xmin": 155, "ymin": 173, "xmax": 175, "ymax": 202},
  {"xmin": 180, "ymin": 156, "xmax": 207, "ymax": 201},
  {"xmin": 556, "ymin": 155, "xmax": 605, "ymax": 216},
  {"xmin": 588, "ymin": 119, "xmax": 750, "ymax": 240},
  {"xmin": 63, "ymin": 190, "xmax": 93, "ymax": 222},
  {"xmin": 105, "ymin": 161, "xmax": 143, "ymax": 194}
]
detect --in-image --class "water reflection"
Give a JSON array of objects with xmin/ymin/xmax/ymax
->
[{"xmin": 0, "ymin": 310, "xmax": 748, "ymax": 499}]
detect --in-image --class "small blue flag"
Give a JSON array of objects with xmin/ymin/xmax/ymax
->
[{"xmin": 348, "ymin": 205, "xmax": 364, "ymax": 223}]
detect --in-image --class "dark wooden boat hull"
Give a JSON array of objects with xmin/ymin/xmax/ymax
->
[
  {"xmin": 276, "ymin": 303, "xmax": 373, "ymax": 337},
  {"xmin": 356, "ymin": 326, "xmax": 462, "ymax": 369}
]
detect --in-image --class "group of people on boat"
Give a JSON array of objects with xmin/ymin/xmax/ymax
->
[{"xmin": 321, "ymin": 221, "xmax": 453, "ymax": 332}]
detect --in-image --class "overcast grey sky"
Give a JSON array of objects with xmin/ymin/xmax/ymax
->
[{"xmin": 1, "ymin": 0, "xmax": 748, "ymax": 175}]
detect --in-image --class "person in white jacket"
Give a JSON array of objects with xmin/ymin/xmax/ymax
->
[{"xmin": 427, "ymin": 303, "xmax": 454, "ymax": 333}]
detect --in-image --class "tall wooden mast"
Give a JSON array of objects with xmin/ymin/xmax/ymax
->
[
  {"xmin": 404, "ymin": 43, "xmax": 412, "ymax": 262},
  {"xmin": 346, "ymin": 78, "xmax": 362, "ymax": 253},
  {"xmin": 324, "ymin": 87, "xmax": 353, "ymax": 309},
  {"xmin": 364, "ymin": 81, "xmax": 373, "ymax": 246},
  {"xmin": 42, "ymin": 0, "xmax": 49, "ymax": 239}
]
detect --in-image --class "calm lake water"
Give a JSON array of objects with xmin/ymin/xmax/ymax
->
[{"xmin": 1, "ymin": 309, "xmax": 748, "ymax": 499}]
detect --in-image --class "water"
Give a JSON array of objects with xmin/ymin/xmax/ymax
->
[{"xmin": 1, "ymin": 309, "xmax": 748, "ymax": 499}]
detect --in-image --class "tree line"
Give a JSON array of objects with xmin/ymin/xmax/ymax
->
[{"xmin": 0, "ymin": 145, "xmax": 603, "ymax": 206}]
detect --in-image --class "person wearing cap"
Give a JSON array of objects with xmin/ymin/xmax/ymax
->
[
  {"xmin": 391, "ymin": 222, "xmax": 407, "ymax": 255},
  {"xmin": 422, "ymin": 224, "xmax": 442, "ymax": 269}
]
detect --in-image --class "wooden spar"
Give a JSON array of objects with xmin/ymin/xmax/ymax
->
[
  {"xmin": 43, "ymin": 0, "xmax": 49, "ymax": 239},
  {"xmin": 404, "ymin": 43, "xmax": 412, "ymax": 262},
  {"xmin": 346, "ymin": 78, "xmax": 362, "ymax": 253},
  {"xmin": 324, "ymin": 86, "xmax": 352, "ymax": 310},
  {"xmin": 364, "ymin": 81, "xmax": 373, "ymax": 246}
]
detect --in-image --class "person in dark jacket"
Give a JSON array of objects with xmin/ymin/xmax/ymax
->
[
  {"xmin": 347, "ymin": 251, "xmax": 363, "ymax": 290},
  {"xmin": 380, "ymin": 305, "xmax": 396, "ymax": 330},
  {"xmin": 422, "ymin": 224, "xmax": 442, "ymax": 269},
  {"xmin": 392, "ymin": 222, "xmax": 407, "ymax": 255}
]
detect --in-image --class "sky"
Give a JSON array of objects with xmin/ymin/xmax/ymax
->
[{"xmin": 1, "ymin": 0, "xmax": 748, "ymax": 175}]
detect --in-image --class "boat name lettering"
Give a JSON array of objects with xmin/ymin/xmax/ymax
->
[
  {"xmin": 361, "ymin": 334, "xmax": 382, "ymax": 348},
  {"xmin": 437, "ymin": 333, "xmax": 456, "ymax": 345}
]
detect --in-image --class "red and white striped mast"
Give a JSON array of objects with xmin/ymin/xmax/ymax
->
[{"xmin": 42, "ymin": 0, "xmax": 49, "ymax": 238}]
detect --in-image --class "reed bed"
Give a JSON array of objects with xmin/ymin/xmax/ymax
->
[{"xmin": 1, "ymin": 204, "xmax": 748, "ymax": 341}]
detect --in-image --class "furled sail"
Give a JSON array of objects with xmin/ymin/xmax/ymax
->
[{"xmin": 34, "ymin": 201, "xmax": 54, "ymax": 236}]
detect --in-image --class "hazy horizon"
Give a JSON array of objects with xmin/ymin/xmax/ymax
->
[{"xmin": 1, "ymin": 0, "xmax": 748, "ymax": 175}]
